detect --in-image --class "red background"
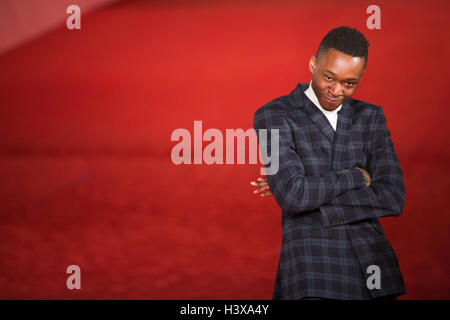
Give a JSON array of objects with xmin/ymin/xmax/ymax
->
[{"xmin": 0, "ymin": 0, "xmax": 449, "ymax": 299}]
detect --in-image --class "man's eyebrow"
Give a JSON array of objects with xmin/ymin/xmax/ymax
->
[{"xmin": 324, "ymin": 69, "xmax": 359, "ymax": 81}]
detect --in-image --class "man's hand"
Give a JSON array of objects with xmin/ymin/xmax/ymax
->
[
  {"xmin": 250, "ymin": 177, "xmax": 272, "ymax": 197},
  {"xmin": 356, "ymin": 167, "xmax": 371, "ymax": 187}
]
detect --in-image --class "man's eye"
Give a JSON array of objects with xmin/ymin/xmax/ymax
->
[
  {"xmin": 325, "ymin": 75, "xmax": 333, "ymax": 80},
  {"xmin": 345, "ymin": 82, "xmax": 355, "ymax": 87}
]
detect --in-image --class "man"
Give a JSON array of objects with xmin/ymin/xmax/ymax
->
[{"xmin": 252, "ymin": 26, "xmax": 405, "ymax": 300}]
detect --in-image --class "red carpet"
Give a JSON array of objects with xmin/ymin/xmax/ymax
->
[{"xmin": 0, "ymin": 0, "xmax": 449, "ymax": 299}]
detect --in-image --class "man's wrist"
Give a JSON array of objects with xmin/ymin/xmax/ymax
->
[{"xmin": 336, "ymin": 167, "xmax": 367, "ymax": 188}]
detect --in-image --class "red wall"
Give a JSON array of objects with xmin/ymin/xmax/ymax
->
[
  {"xmin": 0, "ymin": 0, "xmax": 449, "ymax": 299},
  {"xmin": 0, "ymin": 0, "xmax": 118, "ymax": 54}
]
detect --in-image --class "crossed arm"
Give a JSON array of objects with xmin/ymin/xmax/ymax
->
[
  {"xmin": 252, "ymin": 168, "xmax": 371, "ymax": 196},
  {"xmin": 253, "ymin": 106, "xmax": 405, "ymax": 224}
]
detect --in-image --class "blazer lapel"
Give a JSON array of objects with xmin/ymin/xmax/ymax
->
[
  {"xmin": 331, "ymin": 101, "xmax": 353, "ymax": 170},
  {"xmin": 288, "ymin": 83, "xmax": 335, "ymax": 144},
  {"xmin": 303, "ymin": 98, "xmax": 335, "ymax": 144},
  {"xmin": 288, "ymin": 82, "xmax": 353, "ymax": 170}
]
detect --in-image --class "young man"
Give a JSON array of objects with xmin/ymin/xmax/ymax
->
[{"xmin": 252, "ymin": 26, "xmax": 405, "ymax": 300}]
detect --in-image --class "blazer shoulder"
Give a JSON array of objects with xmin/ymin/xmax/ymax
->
[
  {"xmin": 347, "ymin": 97, "xmax": 382, "ymax": 118},
  {"xmin": 254, "ymin": 94, "xmax": 292, "ymax": 124}
]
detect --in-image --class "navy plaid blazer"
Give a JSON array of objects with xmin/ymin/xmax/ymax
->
[{"xmin": 253, "ymin": 82, "xmax": 406, "ymax": 300}]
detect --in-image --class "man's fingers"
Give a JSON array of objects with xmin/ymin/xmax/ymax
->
[
  {"xmin": 253, "ymin": 185, "xmax": 269, "ymax": 194},
  {"xmin": 258, "ymin": 182, "xmax": 269, "ymax": 188},
  {"xmin": 251, "ymin": 181, "xmax": 268, "ymax": 186},
  {"xmin": 261, "ymin": 190, "xmax": 273, "ymax": 197},
  {"xmin": 251, "ymin": 181, "xmax": 268, "ymax": 187},
  {"xmin": 251, "ymin": 177, "xmax": 271, "ymax": 195}
]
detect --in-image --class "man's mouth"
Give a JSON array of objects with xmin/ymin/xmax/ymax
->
[{"xmin": 323, "ymin": 95, "xmax": 341, "ymax": 103}]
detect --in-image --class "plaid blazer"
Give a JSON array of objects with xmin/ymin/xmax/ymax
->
[{"xmin": 253, "ymin": 82, "xmax": 406, "ymax": 300}]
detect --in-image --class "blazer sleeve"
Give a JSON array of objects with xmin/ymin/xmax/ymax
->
[
  {"xmin": 321, "ymin": 106, "xmax": 406, "ymax": 226},
  {"xmin": 254, "ymin": 105, "xmax": 366, "ymax": 215}
]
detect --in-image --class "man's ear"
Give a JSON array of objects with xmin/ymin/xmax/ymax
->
[{"xmin": 308, "ymin": 55, "xmax": 317, "ymax": 74}]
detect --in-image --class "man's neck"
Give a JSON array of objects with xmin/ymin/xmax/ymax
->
[{"xmin": 304, "ymin": 81, "xmax": 342, "ymax": 113}]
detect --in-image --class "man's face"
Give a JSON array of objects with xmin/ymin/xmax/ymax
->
[{"xmin": 309, "ymin": 47, "xmax": 365, "ymax": 111}]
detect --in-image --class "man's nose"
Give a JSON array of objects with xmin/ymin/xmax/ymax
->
[{"xmin": 329, "ymin": 83, "xmax": 342, "ymax": 97}]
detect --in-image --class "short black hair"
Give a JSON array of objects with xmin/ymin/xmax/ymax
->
[{"xmin": 316, "ymin": 26, "xmax": 370, "ymax": 68}]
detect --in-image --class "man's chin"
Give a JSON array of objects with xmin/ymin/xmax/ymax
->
[{"xmin": 319, "ymin": 100, "xmax": 336, "ymax": 111}]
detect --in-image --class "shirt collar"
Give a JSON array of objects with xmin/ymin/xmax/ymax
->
[{"xmin": 304, "ymin": 80, "xmax": 343, "ymax": 114}]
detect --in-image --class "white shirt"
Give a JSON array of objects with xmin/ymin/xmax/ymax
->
[{"xmin": 304, "ymin": 81, "xmax": 342, "ymax": 131}]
